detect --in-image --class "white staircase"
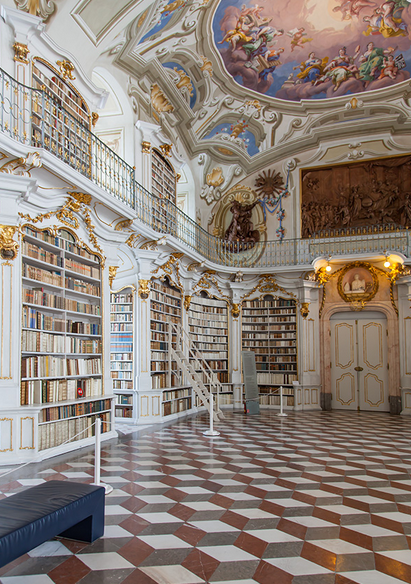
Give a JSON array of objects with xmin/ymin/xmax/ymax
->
[{"xmin": 169, "ymin": 322, "xmax": 224, "ymax": 421}]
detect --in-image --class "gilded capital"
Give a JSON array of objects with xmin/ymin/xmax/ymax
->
[
  {"xmin": 13, "ymin": 42, "xmax": 30, "ymax": 64},
  {"xmin": 184, "ymin": 295, "xmax": 192, "ymax": 310},
  {"xmin": 138, "ymin": 279, "xmax": 150, "ymax": 299},
  {"xmin": 300, "ymin": 302, "xmax": 310, "ymax": 319},
  {"xmin": 109, "ymin": 266, "xmax": 118, "ymax": 288},
  {"xmin": 0, "ymin": 225, "xmax": 19, "ymax": 261},
  {"xmin": 142, "ymin": 141, "xmax": 151, "ymax": 154},
  {"xmin": 232, "ymin": 303, "xmax": 240, "ymax": 318},
  {"xmin": 92, "ymin": 112, "xmax": 99, "ymax": 126}
]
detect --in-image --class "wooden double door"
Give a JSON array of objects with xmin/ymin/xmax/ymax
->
[{"xmin": 330, "ymin": 312, "xmax": 389, "ymax": 411}]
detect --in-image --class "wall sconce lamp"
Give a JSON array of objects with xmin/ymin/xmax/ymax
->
[{"xmin": 384, "ymin": 254, "xmax": 391, "ymax": 268}]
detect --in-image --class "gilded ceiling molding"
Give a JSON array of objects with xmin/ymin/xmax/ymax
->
[{"xmin": 14, "ymin": 0, "xmax": 55, "ymax": 20}]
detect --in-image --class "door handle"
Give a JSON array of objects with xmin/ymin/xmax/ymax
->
[{"xmin": 354, "ymin": 366, "xmax": 363, "ymax": 372}]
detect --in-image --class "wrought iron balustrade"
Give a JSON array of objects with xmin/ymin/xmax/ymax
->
[{"xmin": 0, "ymin": 67, "xmax": 410, "ymax": 268}]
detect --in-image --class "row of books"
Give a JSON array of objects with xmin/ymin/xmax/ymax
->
[
  {"xmin": 38, "ymin": 412, "xmax": 110, "ymax": 451},
  {"xmin": 190, "ymin": 334, "xmax": 228, "ymax": 343},
  {"xmin": 163, "ymin": 397, "xmax": 191, "ymax": 416},
  {"xmin": 23, "ymin": 242, "xmax": 63, "ymax": 267},
  {"xmin": 23, "ymin": 264, "xmax": 63, "ymax": 287},
  {"xmin": 110, "ymin": 305, "xmax": 133, "ymax": 313},
  {"xmin": 23, "ymin": 307, "xmax": 65, "ymax": 332},
  {"xmin": 65, "ymin": 258, "xmax": 100, "ymax": 279},
  {"xmin": 22, "ymin": 330, "xmax": 101, "ymax": 354},
  {"xmin": 110, "ymin": 343, "xmax": 133, "ymax": 352},
  {"xmin": 110, "ymin": 362, "xmax": 133, "ymax": 370},
  {"xmin": 20, "ymin": 377, "xmax": 102, "ymax": 404},
  {"xmin": 151, "ymin": 341, "xmax": 167, "ymax": 350},
  {"xmin": 192, "ymin": 348, "xmax": 227, "ymax": 358},
  {"xmin": 110, "ymin": 323, "xmax": 133, "ymax": 332},
  {"xmin": 111, "ymin": 294, "xmax": 133, "ymax": 303},
  {"xmin": 111, "ymin": 370, "xmax": 132, "ymax": 379},
  {"xmin": 257, "ymin": 373, "xmax": 298, "ymax": 383},
  {"xmin": 41, "ymin": 398, "xmax": 111, "ymax": 422},
  {"xmin": 67, "ymin": 320, "xmax": 101, "ymax": 335},
  {"xmin": 23, "ymin": 288, "xmax": 101, "ymax": 316},
  {"xmin": 113, "ymin": 380, "xmax": 133, "ymax": 389},
  {"xmin": 23, "ymin": 229, "xmax": 98, "ymax": 264},
  {"xmin": 189, "ymin": 306, "xmax": 227, "ymax": 316},
  {"xmin": 151, "ymin": 361, "xmax": 168, "ymax": 372},
  {"xmin": 151, "ymin": 308, "xmax": 180, "ymax": 319},
  {"xmin": 188, "ymin": 316, "xmax": 227, "ymax": 327},
  {"xmin": 116, "ymin": 394, "xmax": 133, "ymax": 405},
  {"xmin": 151, "ymin": 291, "xmax": 181, "ymax": 305},
  {"xmin": 242, "ymin": 339, "xmax": 295, "ymax": 347},
  {"xmin": 243, "ymin": 309, "xmax": 296, "ymax": 316},
  {"xmin": 195, "ymin": 371, "xmax": 229, "ymax": 383},
  {"xmin": 152, "ymin": 373, "xmax": 178, "ymax": 389},
  {"xmin": 115, "ymin": 406, "xmax": 133, "ymax": 418},
  {"xmin": 65, "ymin": 277, "xmax": 100, "ymax": 296},
  {"xmin": 243, "ymin": 316, "xmax": 295, "ymax": 324},
  {"xmin": 190, "ymin": 297, "xmax": 227, "ymax": 308},
  {"xmin": 243, "ymin": 300, "xmax": 296, "ymax": 308},
  {"xmin": 259, "ymin": 395, "xmax": 294, "ymax": 406},
  {"xmin": 151, "ymin": 351, "xmax": 168, "ymax": 361},
  {"xmin": 111, "ymin": 353, "xmax": 133, "ymax": 361},
  {"xmin": 243, "ymin": 325, "xmax": 296, "ymax": 332},
  {"xmin": 22, "ymin": 356, "xmax": 102, "ymax": 378},
  {"xmin": 162, "ymin": 388, "xmax": 191, "ymax": 401}
]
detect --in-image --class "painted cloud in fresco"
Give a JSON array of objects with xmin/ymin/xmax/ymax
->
[{"xmin": 213, "ymin": 0, "xmax": 411, "ymax": 101}]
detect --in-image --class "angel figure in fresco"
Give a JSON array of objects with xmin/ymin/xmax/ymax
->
[
  {"xmin": 332, "ymin": 0, "xmax": 377, "ymax": 20},
  {"xmin": 363, "ymin": 1, "xmax": 407, "ymax": 38},
  {"xmin": 286, "ymin": 27, "xmax": 313, "ymax": 52},
  {"xmin": 242, "ymin": 24, "xmax": 284, "ymax": 70},
  {"xmin": 218, "ymin": 16, "xmax": 254, "ymax": 50},
  {"xmin": 294, "ymin": 52, "xmax": 329, "ymax": 84},
  {"xmin": 378, "ymin": 54, "xmax": 398, "ymax": 78}
]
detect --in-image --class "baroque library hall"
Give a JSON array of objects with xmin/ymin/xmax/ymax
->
[{"xmin": 1, "ymin": 0, "xmax": 411, "ymax": 582}]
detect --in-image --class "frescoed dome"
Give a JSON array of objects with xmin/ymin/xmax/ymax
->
[{"xmin": 212, "ymin": 0, "xmax": 411, "ymax": 100}]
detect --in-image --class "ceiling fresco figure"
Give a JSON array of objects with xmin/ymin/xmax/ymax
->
[{"xmin": 213, "ymin": 0, "xmax": 411, "ymax": 100}]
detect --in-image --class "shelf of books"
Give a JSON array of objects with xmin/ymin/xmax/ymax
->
[
  {"xmin": 242, "ymin": 295, "xmax": 297, "ymax": 408},
  {"xmin": 31, "ymin": 59, "xmax": 91, "ymax": 176},
  {"xmin": 20, "ymin": 225, "xmax": 112, "ymax": 452},
  {"xmin": 151, "ymin": 149, "xmax": 176, "ymax": 234},
  {"xmin": 150, "ymin": 279, "xmax": 182, "ymax": 392},
  {"xmin": 188, "ymin": 294, "xmax": 233, "ymax": 408},
  {"xmin": 110, "ymin": 288, "xmax": 136, "ymax": 422}
]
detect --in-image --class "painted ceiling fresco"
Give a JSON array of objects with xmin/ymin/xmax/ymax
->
[{"xmin": 213, "ymin": 0, "xmax": 411, "ymax": 101}]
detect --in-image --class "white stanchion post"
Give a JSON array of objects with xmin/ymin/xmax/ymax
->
[
  {"xmin": 94, "ymin": 416, "xmax": 101, "ymax": 485},
  {"xmin": 203, "ymin": 393, "xmax": 220, "ymax": 436},
  {"xmin": 93, "ymin": 417, "xmax": 113, "ymax": 494},
  {"xmin": 277, "ymin": 385, "xmax": 287, "ymax": 417}
]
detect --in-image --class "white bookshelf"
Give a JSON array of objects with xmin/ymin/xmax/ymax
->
[
  {"xmin": 242, "ymin": 295, "xmax": 297, "ymax": 407},
  {"xmin": 110, "ymin": 287, "xmax": 136, "ymax": 422},
  {"xmin": 21, "ymin": 226, "xmax": 111, "ymax": 450},
  {"xmin": 188, "ymin": 294, "xmax": 233, "ymax": 407}
]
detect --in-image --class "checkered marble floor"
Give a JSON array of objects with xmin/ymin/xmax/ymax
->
[{"xmin": 2, "ymin": 411, "xmax": 411, "ymax": 583}]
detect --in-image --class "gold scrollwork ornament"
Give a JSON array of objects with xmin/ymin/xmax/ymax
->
[
  {"xmin": 184, "ymin": 295, "xmax": 192, "ymax": 310},
  {"xmin": 300, "ymin": 302, "xmax": 310, "ymax": 319},
  {"xmin": 109, "ymin": 266, "xmax": 118, "ymax": 288}
]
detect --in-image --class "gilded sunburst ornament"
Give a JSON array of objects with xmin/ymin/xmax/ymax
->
[{"xmin": 255, "ymin": 170, "xmax": 284, "ymax": 202}]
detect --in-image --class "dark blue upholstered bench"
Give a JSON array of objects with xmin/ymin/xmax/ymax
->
[{"xmin": 0, "ymin": 480, "xmax": 105, "ymax": 568}]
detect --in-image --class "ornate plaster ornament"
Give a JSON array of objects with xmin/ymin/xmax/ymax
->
[
  {"xmin": 151, "ymin": 84, "xmax": 174, "ymax": 114},
  {"xmin": 126, "ymin": 233, "xmax": 144, "ymax": 248},
  {"xmin": 56, "ymin": 60, "xmax": 75, "ymax": 81},
  {"xmin": 231, "ymin": 303, "xmax": 240, "ymax": 318},
  {"xmin": 141, "ymin": 141, "xmax": 151, "ymax": 154},
  {"xmin": 300, "ymin": 302, "xmax": 310, "ymax": 319},
  {"xmin": 160, "ymin": 143, "xmax": 172, "ymax": 157},
  {"xmin": 206, "ymin": 167, "xmax": 224, "ymax": 188},
  {"xmin": 91, "ymin": 112, "xmax": 99, "ymax": 127},
  {"xmin": 0, "ymin": 225, "xmax": 19, "ymax": 261},
  {"xmin": 199, "ymin": 56, "xmax": 213, "ymax": 76},
  {"xmin": 13, "ymin": 42, "xmax": 30, "ymax": 64},
  {"xmin": 347, "ymin": 142, "xmax": 364, "ymax": 160},
  {"xmin": 184, "ymin": 295, "xmax": 192, "ymax": 310},
  {"xmin": 14, "ymin": 0, "xmax": 55, "ymax": 20},
  {"xmin": 345, "ymin": 97, "xmax": 364, "ymax": 110},
  {"xmin": 173, "ymin": 68, "xmax": 193, "ymax": 97},
  {"xmin": 0, "ymin": 152, "xmax": 42, "ymax": 176}
]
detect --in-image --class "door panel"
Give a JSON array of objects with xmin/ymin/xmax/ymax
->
[{"xmin": 330, "ymin": 315, "xmax": 389, "ymax": 412}]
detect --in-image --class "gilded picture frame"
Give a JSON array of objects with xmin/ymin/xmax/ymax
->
[{"xmin": 337, "ymin": 262, "xmax": 379, "ymax": 305}]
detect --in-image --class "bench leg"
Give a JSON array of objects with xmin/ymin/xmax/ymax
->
[{"xmin": 58, "ymin": 512, "xmax": 104, "ymax": 543}]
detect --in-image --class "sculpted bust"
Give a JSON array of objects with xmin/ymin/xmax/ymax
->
[{"xmin": 351, "ymin": 273, "xmax": 366, "ymax": 292}]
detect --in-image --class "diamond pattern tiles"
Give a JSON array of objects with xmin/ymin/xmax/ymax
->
[{"xmin": 2, "ymin": 411, "xmax": 411, "ymax": 583}]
